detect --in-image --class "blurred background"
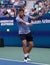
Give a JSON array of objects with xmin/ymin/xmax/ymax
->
[
  {"xmin": 0, "ymin": 0, "xmax": 50, "ymax": 48},
  {"xmin": 0, "ymin": 0, "xmax": 50, "ymax": 65}
]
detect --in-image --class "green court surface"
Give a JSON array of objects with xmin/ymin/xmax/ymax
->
[{"xmin": 0, "ymin": 47, "xmax": 50, "ymax": 65}]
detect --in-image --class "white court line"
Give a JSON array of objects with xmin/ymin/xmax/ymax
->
[{"xmin": 0, "ymin": 58, "xmax": 49, "ymax": 65}]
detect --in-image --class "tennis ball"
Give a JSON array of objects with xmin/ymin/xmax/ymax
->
[{"xmin": 6, "ymin": 29, "xmax": 10, "ymax": 32}]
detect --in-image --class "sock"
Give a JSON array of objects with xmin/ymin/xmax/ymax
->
[{"xmin": 24, "ymin": 53, "xmax": 29, "ymax": 59}]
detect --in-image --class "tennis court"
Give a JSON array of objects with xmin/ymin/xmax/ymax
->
[{"xmin": 0, "ymin": 47, "xmax": 50, "ymax": 65}]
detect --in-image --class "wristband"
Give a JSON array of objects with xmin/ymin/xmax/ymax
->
[{"xmin": 26, "ymin": 22, "xmax": 30, "ymax": 25}]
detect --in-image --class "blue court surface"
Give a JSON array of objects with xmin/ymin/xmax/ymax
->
[{"xmin": 0, "ymin": 58, "xmax": 48, "ymax": 65}]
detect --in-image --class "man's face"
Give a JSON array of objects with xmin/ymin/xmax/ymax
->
[{"xmin": 19, "ymin": 10, "xmax": 24, "ymax": 17}]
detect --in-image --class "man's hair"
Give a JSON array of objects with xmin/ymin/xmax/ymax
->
[{"xmin": 19, "ymin": 8, "xmax": 24, "ymax": 12}]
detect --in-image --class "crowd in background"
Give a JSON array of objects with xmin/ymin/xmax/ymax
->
[
  {"xmin": 25, "ymin": 0, "xmax": 50, "ymax": 16},
  {"xmin": 0, "ymin": 0, "xmax": 26, "ymax": 17},
  {"xmin": 0, "ymin": 0, "xmax": 50, "ymax": 17}
]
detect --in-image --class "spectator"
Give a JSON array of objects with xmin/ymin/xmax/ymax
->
[
  {"xmin": 33, "ymin": 1, "xmax": 38, "ymax": 9},
  {"xmin": 3, "ymin": 9, "xmax": 9, "ymax": 17},
  {"xmin": 13, "ymin": 0, "xmax": 25, "ymax": 8},
  {"xmin": 13, "ymin": 0, "xmax": 20, "ymax": 6},
  {"xmin": 9, "ymin": 9, "xmax": 15, "ymax": 17},
  {"xmin": 36, "ymin": 2, "xmax": 43, "ymax": 13},
  {"xmin": 1, "ymin": 5, "xmax": 5, "ymax": 14},
  {"xmin": 30, "ymin": 8, "xmax": 38, "ymax": 16},
  {"xmin": 30, "ymin": 8, "xmax": 36, "ymax": 15},
  {"xmin": 0, "ymin": 0, "xmax": 4, "ymax": 4},
  {"xmin": 10, "ymin": 0, "xmax": 15, "ymax": 4},
  {"xmin": 0, "ymin": 6, "xmax": 4, "ymax": 16},
  {"xmin": 4, "ymin": 0, "xmax": 10, "ymax": 4},
  {"xmin": 10, "ymin": 6, "xmax": 17, "ymax": 17},
  {"xmin": 6, "ymin": 5, "xmax": 11, "ymax": 13},
  {"xmin": 18, "ymin": 0, "xmax": 25, "ymax": 6},
  {"xmin": 12, "ymin": 6, "xmax": 17, "ymax": 16},
  {"xmin": 24, "ymin": 9, "xmax": 29, "ymax": 15}
]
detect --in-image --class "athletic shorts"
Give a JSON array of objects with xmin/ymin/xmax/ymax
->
[{"xmin": 19, "ymin": 32, "xmax": 33, "ymax": 42}]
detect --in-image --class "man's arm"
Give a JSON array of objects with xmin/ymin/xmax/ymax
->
[
  {"xmin": 19, "ymin": 19, "xmax": 33, "ymax": 26},
  {"xmin": 30, "ymin": 15, "xmax": 40, "ymax": 21},
  {"xmin": 30, "ymin": 12, "xmax": 43, "ymax": 21}
]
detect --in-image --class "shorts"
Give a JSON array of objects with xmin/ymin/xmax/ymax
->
[{"xmin": 19, "ymin": 32, "xmax": 33, "ymax": 42}]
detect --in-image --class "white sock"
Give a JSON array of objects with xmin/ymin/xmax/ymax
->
[{"xmin": 24, "ymin": 53, "xmax": 29, "ymax": 58}]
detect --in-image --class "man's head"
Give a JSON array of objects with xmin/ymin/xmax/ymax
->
[{"xmin": 19, "ymin": 8, "xmax": 24, "ymax": 18}]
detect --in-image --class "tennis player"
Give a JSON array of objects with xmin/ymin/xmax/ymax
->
[{"xmin": 16, "ymin": 8, "xmax": 43, "ymax": 62}]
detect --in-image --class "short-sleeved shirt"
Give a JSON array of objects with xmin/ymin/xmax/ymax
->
[{"xmin": 16, "ymin": 15, "xmax": 31, "ymax": 34}]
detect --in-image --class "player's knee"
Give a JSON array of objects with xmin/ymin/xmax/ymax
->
[
  {"xmin": 29, "ymin": 41, "xmax": 33, "ymax": 47},
  {"xmin": 22, "ymin": 42, "xmax": 27, "ymax": 47},
  {"xmin": 22, "ymin": 40, "xmax": 27, "ymax": 47},
  {"xmin": 31, "ymin": 43, "xmax": 33, "ymax": 47},
  {"xmin": 23, "ymin": 43, "xmax": 26, "ymax": 47}
]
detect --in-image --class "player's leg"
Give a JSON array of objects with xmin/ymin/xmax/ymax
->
[
  {"xmin": 27, "ymin": 41, "xmax": 33, "ymax": 53},
  {"xmin": 19, "ymin": 34, "xmax": 28, "ymax": 62},
  {"xmin": 22, "ymin": 40, "xmax": 33, "ymax": 62},
  {"xmin": 22, "ymin": 39, "xmax": 28, "ymax": 54},
  {"xmin": 26, "ymin": 32, "xmax": 33, "ymax": 53},
  {"xmin": 26, "ymin": 32, "xmax": 34, "ymax": 61},
  {"xmin": 26, "ymin": 41, "xmax": 33, "ymax": 61},
  {"xmin": 22, "ymin": 39, "xmax": 30, "ymax": 62}
]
